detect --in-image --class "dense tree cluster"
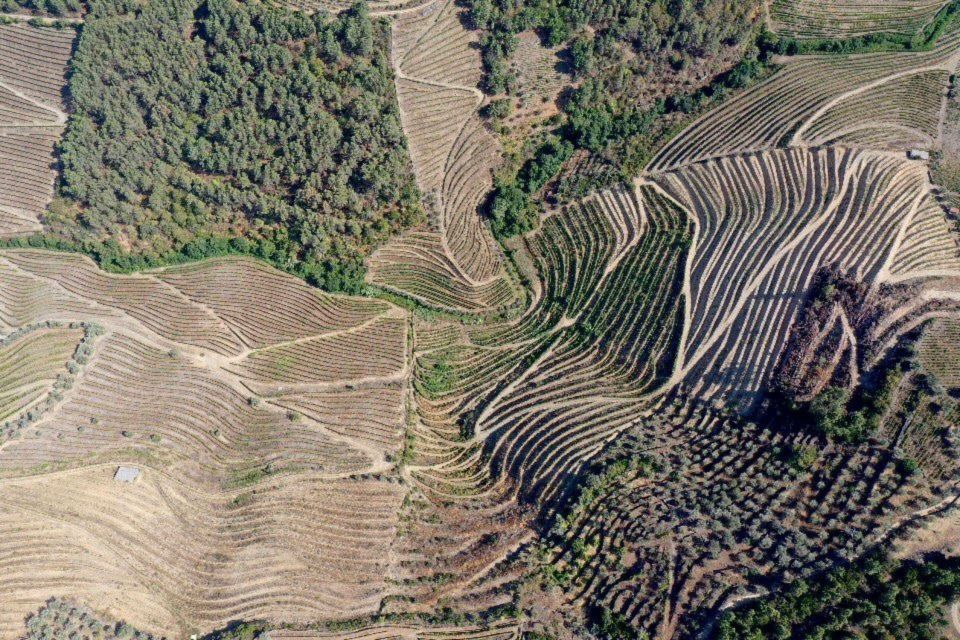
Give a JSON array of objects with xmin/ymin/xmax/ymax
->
[
  {"xmin": 47, "ymin": 0, "xmax": 421, "ymax": 292},
  {"xmin": 0, "ymin": 0, "xmax": 80, "ymax": 15},
  {"xmin": 468, "ymin": 0, "xmax": 765, "ymax": 238},
  {"xmin": 466, "ymin": 0, "xmax": 758, "ymax": 96},
  {"xmin": 717, "ymin": 553, "xmax": 960, "ymax": 640},
  {"xmin": 487, "ymin": 134, "xmax": 572, "ymax": 238}
]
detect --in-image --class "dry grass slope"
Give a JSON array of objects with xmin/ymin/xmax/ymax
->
[{"xmin": 0, "ymin": 252, "xmax": 410, "ymax": 638}]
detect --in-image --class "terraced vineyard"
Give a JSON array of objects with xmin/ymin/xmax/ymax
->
[
  {"xmin": 770, "ymin": 0, "xmax": 951, "ymax": 39},
  {"xmin": 4, "ymin": 0, "xmax": 960, "ymax": 638},
  {"xmin": 648, "ymin": 146, "xmax": 960, "ymax": 407},
  {"xmin": 0, "ymin": 252, "xmax": 410, "ymax": 638},
  {"xmin": 406, "ymin": 184, "xmax": 689, "ymax": 508},
  {"xmin": 0, "ymin": 324, "xmax": 83, "ymax": 422},
  {"xmin": 919, "ymin": 317, "xmax": 960, "ymax": 389},
  {"xmin": 365, "ymin": 0, "xmax": 522, "ymax": 313},
  {"xmin": 0, "ymin": 23, "xmax": 75, "ymax": 235},
  {"xmin": 648, "ymin": 26, "xmax": 960, "ymax": 171}
]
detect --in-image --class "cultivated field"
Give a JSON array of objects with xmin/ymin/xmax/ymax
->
[
  {"xmin": 5, "ymin": 0, "xmax": 960, "ymax": 637},
  {"xmin": 366, "ymin": 0, "xmax": 521, "ymax": 313},
  {"xmin": 0, "ymin": 23, "xmax": 74, "ymax": 234},
  {"xmin": 770, "ymin": 0, "xmax": 951, "ymax": 39},
  {"xmin": 648, "ymin": 26, "xmax": 960, "ymax": 171},
  {"xmin": 649, "ymin": 146, "xmax": 960, "ymax": 407},
  {"xmin": 919, "ymin": 317, "xmax": 960, "ymax": 389},
  {"xmin": 0, "ymin": 252, "xmax": 409, "ymax": 638},
  {"xmin": 0, "ymin": 324, "xmax": 82, "ymax": 423},
  {"xmin": 635, "ymin": 24, "xmax": 960, "ymax": 409},
  {"xmin": 406, "ymin": 184, "xmax": 689, "ymax": 509}
]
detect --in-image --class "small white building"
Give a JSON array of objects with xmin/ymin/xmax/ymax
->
[
  {"xmin": 908, "ymin": 149, "xmax": 930, "ymax": 161},
  {"xmin": 113, "ymin": 466, "xmax": 141, "ymax": 483}
]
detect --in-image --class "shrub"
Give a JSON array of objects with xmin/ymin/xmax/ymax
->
[
  {"xmin": 807, "ymin": 386, "xmax": 851, "ymax": 436},
  {"xmin": 488, "ymin": 183, "xmax": 537, "ymax": 239},
  {"xmin": 481, "ymin": 98, "xmax": 513, "ymax": 120}
]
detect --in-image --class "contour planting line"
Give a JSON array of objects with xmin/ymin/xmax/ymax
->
[
  {"xmin": 667, "ymin": 150, "xmax": 863, "ymax": 380},
  {"xmin": 0, "ymin": 252, "xmax": 243, "ymax": 356},
  {"xmin": 0, "ymin": 78, "xmax": 66, "ymax": 125},
  {"xmin": 791, "ymin": 65, "xmax": 958, "ymax": 145},
  {"xmin": 635, "ymin": 178, "xmax": 698, "ymax": 388},
  {"xmin": 874, "ymin": 182, "xmax": 930, "ymax": 283}
]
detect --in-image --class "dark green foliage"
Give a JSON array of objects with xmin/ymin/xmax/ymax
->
[
  {"xmin": 0, "ymin": 0, "xmax": 81, "ymax": 15},
  {"xmin": 807, "ymin": 386, "xmax": 853, "ymax": 438},
  {"xmin": 485, "ymin": 135, "xmax": 573, "ymax": 239},
  {"xmin": 481, "ymin": 97, "xmax": 513, "ymax": 120},
  {"xmin": 591, "ymin": 607, "xmax": 646, "ymax": 640},
  {"xmin": 201, "ymin": 621, "xmax": 269, "ymax": 640},
  {"xmin": 803, "ymin": 363, "xmax": 904, "ymax": 444},
  {"xmin": 49, "ymin": 0, "xmax": 421, "ymax": 293},
  {"xmin": 897, "ymin": 457, "xmax": 920, "ymax": 476},
  {"xmin": 785, "ymin": 444, "xmax": 818, "ymax": 471},
  {"xmin": 717, "ymin": 553, "xmax": 960, "ymax": 640},
  {"xmin": 465, "ymin": 0, "xmax": 757, "ymax": 97},
  {"xmin": 518, "ymin": 137, "xmax": 573, "ymax": 193},
  {"xmin": 488, "ymin": 181, "xmax": 536, "ymax": 239},
  {"xmin": 563, "ymin": 79, "xmax": 668, "ymax": 152},
  {"xmin": 569, "ymin": 36, "xmax": 595, "ymax": 76}
]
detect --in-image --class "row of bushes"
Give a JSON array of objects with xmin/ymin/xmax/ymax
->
[{"xmin": 0, "ymin": 228, "xmax": 367, "ymax": 293}]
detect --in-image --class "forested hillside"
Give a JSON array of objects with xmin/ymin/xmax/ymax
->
[
  {"xmin": 462, "ymin": 0, "xmax": 766, "ymax": 238},
  {"xmin": 40, "ymin": 0, "xmax": 421, "ymax": 292},
  {"xmin": 717, "ymin": 553, "xmax": 960, "ymax": 639}
]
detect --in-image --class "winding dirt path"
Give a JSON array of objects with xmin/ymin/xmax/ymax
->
[{"xmin": 0, "ymin": 79, "xmax": 66, "ymax": 125}]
